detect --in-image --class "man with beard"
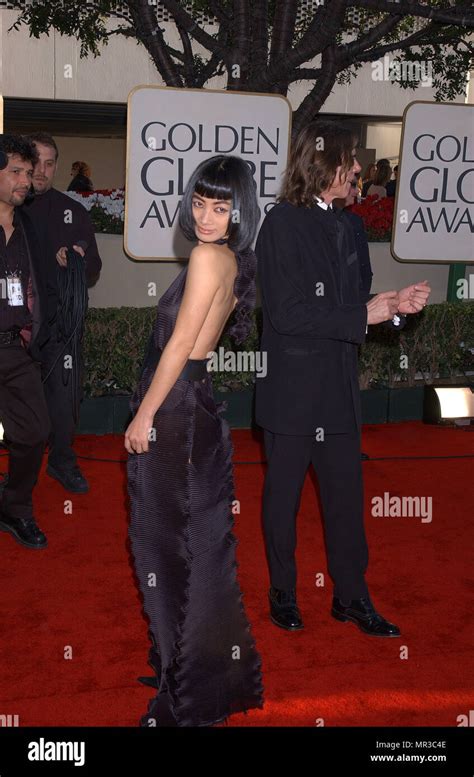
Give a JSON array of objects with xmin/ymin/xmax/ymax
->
[{"xmin": 0, "ymin": 134, "xmax": 51, "ymax": 549}]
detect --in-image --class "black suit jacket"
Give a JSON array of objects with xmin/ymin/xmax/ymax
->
[
  {"xmin": 26, "ymin": 188, "xmax": 102, "ymax": 323},
  {"xmin": 255, "ymin": 200, "xmax": 368, "ymax": 435},
  {"xmin": 344, "ymin": 209, "xmax": 406, "ymax": 331},
  {"xmin": 343, "ymin": 210, "xmax": 373, "ymax": 301},
  {"xmin": 16, "ymin": 207, "xmax": 51, "ymax": 361}
]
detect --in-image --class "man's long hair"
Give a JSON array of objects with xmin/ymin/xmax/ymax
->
[{"xmin": 279, "ymin": 120, "xmax": 357, "ymax": 207}]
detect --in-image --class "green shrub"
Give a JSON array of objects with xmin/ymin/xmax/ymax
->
[{"xmin": 82, "ymin": 302, "xmax": 474, "ymax": 397}]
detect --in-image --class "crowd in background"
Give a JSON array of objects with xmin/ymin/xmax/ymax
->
[{"xmin": 360, "ymin": 159, "xmax": 398, "ymax": 200}]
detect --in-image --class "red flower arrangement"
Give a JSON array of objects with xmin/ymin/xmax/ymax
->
[{"xmin": 348, "ymin": 194, "xmax": 394, "ymax": 242}]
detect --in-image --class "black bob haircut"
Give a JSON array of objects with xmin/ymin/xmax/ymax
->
[
  {"xmin": 179, "ymin": 155, "xmax": 260, "ymax": 254},
  {"xmin": 0, "ymin": 134, "xmax": 39, "ymax": 166}
]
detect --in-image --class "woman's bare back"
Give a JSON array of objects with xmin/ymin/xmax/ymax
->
[{"xmin": 187, "ymin": 243, "xmax": 239, "ymax": 359}]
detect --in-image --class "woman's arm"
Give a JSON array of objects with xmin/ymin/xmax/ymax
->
[{"xmin": 124, "ymin": 245, "xmax": 222, "ymax": 453}]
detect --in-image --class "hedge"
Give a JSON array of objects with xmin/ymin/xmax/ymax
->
[{"xmin": 81, "ymin": 303, "xmax": 474, "ymax": 397}]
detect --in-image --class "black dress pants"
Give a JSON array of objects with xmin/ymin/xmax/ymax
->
[
  {"xmin": 40, "ymin": 321, "xmax": 78, "ymax": 471},
  {"xmin": 0, "ymin": 338, "xmax": 50, "ymax": 519},
  {"xmin": 262, "ymin": 427, "xmax": 369, "ymax": 602}
]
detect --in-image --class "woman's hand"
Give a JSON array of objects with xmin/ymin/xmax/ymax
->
[{"xmin": 124, "ymin": 410, "xmax": 156, "ymax": 454}]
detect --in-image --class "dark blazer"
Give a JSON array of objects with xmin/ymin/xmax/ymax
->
[
  {"xmin": 255, "ymin": 200, "xmax": 368, "ymax": 435},
  {"xmin": 344, "ymin": 210, "xmax": 373, "ymax": 301},
  {"xmin": 26, "ymin": 188, "xmax": 102, "ymax": 323},
  {"xmin": 344, "ymin": 209, "xmax": 406, "ymax": 331},
  {"xmin": 16, "ymin": 207, "xmax": 51, "ymax": 361}
]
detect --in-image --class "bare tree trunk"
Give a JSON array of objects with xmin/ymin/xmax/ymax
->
[
  {"xmin": 291, "ymin": 45, "xmax": 339, "ymax": 138},
  {"xmin": 127, "ymin": 0, "xmax": 183, "ymax": 86}
]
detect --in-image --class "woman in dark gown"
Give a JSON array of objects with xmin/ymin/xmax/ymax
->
[{"xmin": 125, "ymin": 155, "xmax": 264, "ymax": 727}]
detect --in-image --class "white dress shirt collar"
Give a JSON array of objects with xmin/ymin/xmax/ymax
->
[{"xmin": 314, "ymin": 195, "xmax": 333, "ymax": 211}]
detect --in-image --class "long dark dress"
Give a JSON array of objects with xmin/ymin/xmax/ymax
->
[{"xmin": 127, "ymin": 261, "xmax": 264, "ymax": 727}]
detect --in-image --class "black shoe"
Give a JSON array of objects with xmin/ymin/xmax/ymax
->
[
  {"xmin": 0, "ymin": 473, "xmax": 8, "ymax": 494},
  {"xmin": 0, "ymin": 509, "xmax": 48, "ymax": 549},
  {"xmin": 269, "ymin": 586, "xmax": 304, "ymax": 631},
  {"xmin": 47, "ymin": 464, "xmax": 89, "ymax": 494},
  {"xmin": 331, "ymin": 595, "xmax": 400, "ymax": 637}
]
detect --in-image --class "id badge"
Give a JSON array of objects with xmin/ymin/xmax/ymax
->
[{"xmin": 7, "ymin": 275, "xmax": 24, "ymax": 307}]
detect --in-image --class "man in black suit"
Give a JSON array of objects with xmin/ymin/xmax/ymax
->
[
  {"xmin": 255, "ymin": 120, "xmax": 430, "ymax": 637},
  {"xmin": 26, "ymin": 132, "xmax": 102, "ymax": 494},
  {"xmin": 0, "ymin": 135, "xmax": 52, "ymax": 549}
]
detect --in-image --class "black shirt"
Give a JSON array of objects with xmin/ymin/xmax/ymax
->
[
  {"xmin": 0, "ymin": 209, "xmax": 32, "ymax": 331},
  {"xmin": 26, "ymin": 187, "xmax": 102, "ymax": 323}
]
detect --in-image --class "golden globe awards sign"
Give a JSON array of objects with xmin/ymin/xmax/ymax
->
[
  {"xmin": 125, "ymin": 86, "xmax": 291, "ymax": 260},
  {"xmin": 392, "ymin": 101, "xmax": 474, "ymax": 263}
]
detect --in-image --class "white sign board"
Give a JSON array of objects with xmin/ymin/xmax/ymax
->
[
  {"xmin": 125, "ymin": 86, "xmax": 291, "ymax": 260},
  {"xmin": 392, "ymin": 101, "xmax": 474, "ymax": 263}
]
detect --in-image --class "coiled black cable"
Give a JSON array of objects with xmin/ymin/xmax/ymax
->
[{"xmin": 41, "ymin": 248, "xmax": 88, "ymax": 425}]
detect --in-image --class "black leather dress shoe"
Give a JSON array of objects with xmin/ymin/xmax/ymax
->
[
  {"xmin": 331, "ymin": 595, "xmax": 400, "ymax": 637},
  {"xmin": 47, "ymin": 464, "xmax": 89, "ymax": 494},
  {"xmin": 0, "ymin": 510, "xmax": 48, "ymax": 549},
  {"xmin": 269, "ymin": 586, "xmax": 304, "ymax": 631}
]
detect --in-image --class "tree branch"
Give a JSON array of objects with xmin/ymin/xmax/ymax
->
[
  {"xmin": 252, "ymin": 0, "xmax": 269, "ymax": 77},
  {"xmin": 352, "ymin": 0, "xmax": 474, "ymax": 27},
  {"xmin": 206, "ymin": 0, "xmax": 231, "ymax": 27},
  {"xmin": 289, "ymin": 67, "xmax": 323, "ymax": 82},
  {"xmin": 285, "ymin": 0, "xmax": 347, "ymax": 72},
  {"xmin": 251, "ymin": 0, "xmax": 346, "ymax": 90},
  {"xmin": 127, "ymin": 0, "xmax": 182, "ymax": 86},
  {"xmin": 195, "ymin": 23, "xmax": 230, "ymax": 87},
  {"xmin": 337, "ymin": 12, "xmax": 402, "ymax": 64},
  {"xmin": 345, "ymin": 26, "xmax": 462, "ymax": 67},
  {"xmin": 158, "ymin": 0, "xmax": 230, "ymax": 62},
  {"xmin": 106, "ymin": 26, "xmax": 137, "ymax": 39},
  {"xmin": 228, "ymin": 0, "xmax": 250, "ymax": 88},
  {"xmin": 266, "ymin": 0, "xmax": 298, "ymax": 92},
  {"xmin": 292, "ymin": 44, "xmax": 339, "ymax": 138},
  {"xmin": 177, "ymin": 23, "xmax": 195, "ymax": 86},
  {"xmin": 269, "ymin": 0, "xmax": 298, "ymax": 63}
]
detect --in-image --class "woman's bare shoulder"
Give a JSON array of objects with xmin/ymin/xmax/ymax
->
[
  {"xmin": 189, "ymin": 242, "xmax": 235, "ymax": 273},
  {"xmin": 189, "ymin": 242, "xmax": 228, "ymax": 260}
]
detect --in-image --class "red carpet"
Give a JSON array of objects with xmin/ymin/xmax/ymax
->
[{"xmin": 0, "ymin": 422, "xmax": 472, "ymax": 727}]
